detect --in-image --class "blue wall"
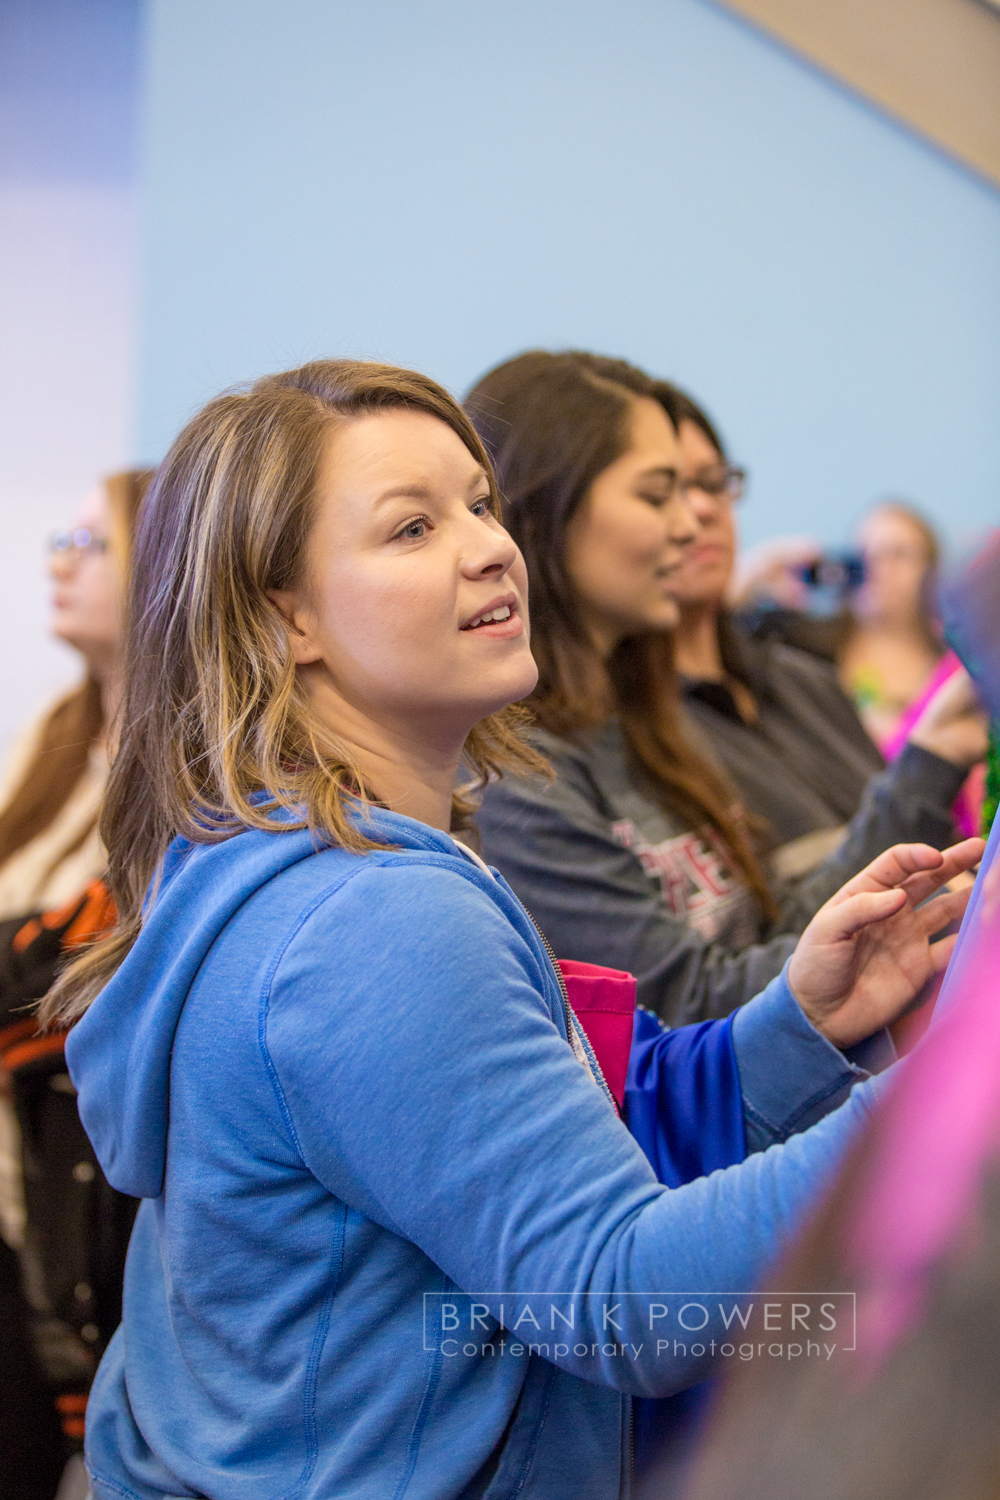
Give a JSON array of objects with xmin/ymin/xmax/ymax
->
[
  {"xmin": 0, "ymin": 0, "xmax": 144, "ymax": 753},
  {"xmin": 137, "ymin": 0, "xmax": 1000, "ymax": 548}
]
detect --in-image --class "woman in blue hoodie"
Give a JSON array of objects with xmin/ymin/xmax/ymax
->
[{"xmin": 51, "ymin": 360, "xmax": 980, "ymax": 1500}]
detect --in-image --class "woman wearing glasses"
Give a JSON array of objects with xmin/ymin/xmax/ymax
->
[
  {"xmin": 468, "ymin": 353, "xmax": 983, "ymax": 1027},
  {"xmin": 653, "ymin": 379, "xmax": 985, "ymax": 875},
  {"xmin": 0, "ymin": 475, "xmax": 151, "ymax": 921},
  {"xmin": 0, "ymin": 470, "xmax": 151, "ymax": 1496}
]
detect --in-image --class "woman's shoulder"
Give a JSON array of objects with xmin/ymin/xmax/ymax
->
[
  {"xmin": 123, "ymin": 827, "xmax": 545, "ymax": 1062},
  {"xmin": 760, "ymin": 637, "xmax": 870, "ymax": 719},
  {"xmin": 278, "ymin": 846, "xmax": 525, "ymax": 944},
  {"xmin": 243, "ymin": 843, "xmax": 553, "ymax": 1030},
  {"xmin": 159, "ymin": 820, "xmax": 523, "ymax": 955}
]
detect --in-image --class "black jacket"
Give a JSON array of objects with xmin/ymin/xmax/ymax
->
[
  {"xmin": 681, "ymin": 625, "xmax": 955, "ymax": 871},
  {"xmin": 0, "ymin": 885, "xmax": 137, "ymax": 1460}
]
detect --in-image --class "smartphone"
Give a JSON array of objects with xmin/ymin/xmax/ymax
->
[{"xmin": 798, "ymin": 552, "xmax": 865, "ymax": 593}]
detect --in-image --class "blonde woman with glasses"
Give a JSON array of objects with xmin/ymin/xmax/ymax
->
[
  {"xmin": 0, "ymin": 471, "xmax": 150, "ymax": 1494},
  {"xmin": 0, "ymin": 473, "xmax": 151, "ymax": 922}
]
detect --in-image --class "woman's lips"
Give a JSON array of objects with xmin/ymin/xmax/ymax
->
[
  {"xmin": 689, "ymin": 543, "xmax": 726, "ymax": 566},
  {"xmin": 460, "ymin": 592, "xmax": 523, "ymax": 637},
  {"xmin": 462, "ymin": 609, "xmax": 524, "ymax": 640}
]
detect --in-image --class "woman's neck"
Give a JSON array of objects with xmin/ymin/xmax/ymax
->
[
  {"xmin": 301, "ymin": 664, "xmax": 464, "ymax": 833},
  {"xmin": 673, "ymin": 602, "xmax": 725, "ymax": 682},
  {"xmin": 349, "ymin": 735, "xmax": 460, "ymax": 832}
]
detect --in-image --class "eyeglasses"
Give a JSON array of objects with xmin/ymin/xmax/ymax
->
[
  {"xmin": 681, "ymin": 465, "xmax": 747, "ymax": 503},
  {"xmin": 49, "ymin": 528, "xmax": 110, "ymax": 558}
]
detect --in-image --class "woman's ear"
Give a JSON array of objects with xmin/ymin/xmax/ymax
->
[{"xmin": 266, "ymin": 590, "xmax": 324, "ymax": 666}]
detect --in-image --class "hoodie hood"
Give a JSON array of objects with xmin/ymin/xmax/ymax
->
[{"xmin": 65, "ymin": 808, "xmax": 463, "ymax": 1199}]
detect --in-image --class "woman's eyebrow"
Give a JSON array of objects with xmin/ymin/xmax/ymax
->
[
  {"xmin": 638, "ymin": 464, "xmax": 679, "ymax": 483},
  {"xmin": 373, "ymin": 482, "xmax": 435, "ymax": 507},
  {"xmin": 373, "ymin": 468, "xmax": 490, "ymax": 508}
]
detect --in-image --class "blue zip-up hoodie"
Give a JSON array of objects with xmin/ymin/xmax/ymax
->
[{"xmin": 67, "ymin": 809, "xmax": 883, "ymax": 1500}]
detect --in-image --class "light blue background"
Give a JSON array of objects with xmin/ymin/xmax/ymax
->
[
  {"xmin": 139, "ymin": 0, "xmax": 1000, "ymax": 546},
  {"xmin": 0, "ymin": 0, "xmax": 143, "ymax": 750}
]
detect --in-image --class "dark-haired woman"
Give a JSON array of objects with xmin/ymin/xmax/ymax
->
[
  {"xmin": 647, "ymin": 379, "xmax": 983, "ymax": 854},
  {"xmin": 467, "ymin": 353, "xmax": 982, "ymax": 1026},
  {"xmin": 55, "ymin": 358, "xmax": 979, "ymax": 1500},
  {"xmin": 0, "ymin": 471, "xmax": 149, "ymax": 1489}
]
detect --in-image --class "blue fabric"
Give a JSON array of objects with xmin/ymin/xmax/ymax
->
[
  {"xmin": 625, "ymin": 1010, "xmax": 746, "ymax": 1190},
  {"xmin": 731, "ymin": 960, "xmax": 890, "ymax": 1152},
  {"xmin": 624, "ymin": 988, "xmax": 890, "ymax": 1480},
  {"xmin": 625, "ymin": 1009, "xmax": 747, "ymax": 1480},
  {"xmin": 66, "ymin": 807, "xmax": 882, "ymax": 1500}
]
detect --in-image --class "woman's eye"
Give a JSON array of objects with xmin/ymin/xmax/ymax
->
[
  {"xmin": 395, "ymin": 519, "xmax": 428, "ymax": 543},
  {"xmin": 470, "ymin": 497, "xmax": 491, "ymax": 517}
]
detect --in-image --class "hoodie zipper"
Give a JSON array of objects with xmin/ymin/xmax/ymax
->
[
  {"xmin": 528, "ymin": 915, "xmax": 574, "ymax": 1034},
  {"xmin": 449, "ymin": 840, "xmax": 610, "ymax": 1097},
  {"xmin": 522, "ymin": 906, "xmax": 631, "ymax": 1494},
  {"xmin": 523, "ymin": 909, "xmax": 619, "ymax": 1114}
]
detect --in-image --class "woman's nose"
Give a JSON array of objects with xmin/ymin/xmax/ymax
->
[
  {"xmin": 665, "ymin": 491, "xmax": 699, "ymax": 545},
  {"xmin": 466, "ymin": 520, "xmax": 518, "ymax": 579},
  {"xmin": 690, "ymin": 490, "xmax": 718, "ymax": 525}
]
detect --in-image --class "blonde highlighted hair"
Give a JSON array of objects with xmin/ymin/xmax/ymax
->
[{"xmin": 45, "ymin": 360, "xmax": 547, "ymax": 1025}]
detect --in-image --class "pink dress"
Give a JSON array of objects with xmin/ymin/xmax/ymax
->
[{"xmin": 877, "ymin": 649, "xmax": 983, "ymax": 837}]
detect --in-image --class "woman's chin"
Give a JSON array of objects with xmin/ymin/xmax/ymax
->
[
  {"xmin": 636, "ymin": 601, "xmax": 681, "ymax": 634},
  {"xmin": 50, "ymin": 620, "xmax": 82, "ymax": 651},
  {"xmin": 469, "ymin": 658, "xmax": 539, "ymax": 720}
]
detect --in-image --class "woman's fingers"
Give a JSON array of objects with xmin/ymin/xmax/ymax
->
[
  {"xmin": 828, "ymin": 844, "xmax": 943, "ymax": 902},
  {"xmin": 828, "ymin": 839, "xmax": 985, "ymax": 910},
  {"xmin": 915, "ymin": 884, "xmax": 974, "ymax": 936},
  {"xmin": 910, "ymin": 664, "xmax": 978, "ymax": 736},
  {"xmin": 911, "ymin": 835, "xmax": 984, "ymax": 881},
  {"xmin": 899, "ymin": 837, "xmax": 986, "ymax": 907},
  {"xmin": 815, "ymin": 887, "xmax": 908, "ymax": 942},
  {"xmin": 928, "ymin": 931, "xmax": 961, "ymax": 973}
]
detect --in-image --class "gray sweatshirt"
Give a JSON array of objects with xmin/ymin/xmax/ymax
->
[{"xmin": 475, "ymin": 721, "xmax": 965, "ymax": 1027}]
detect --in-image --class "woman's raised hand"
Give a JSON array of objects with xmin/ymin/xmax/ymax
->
[{"xmin": 787, "ymin": 838, "xmax": 985, "ymax": 1048}]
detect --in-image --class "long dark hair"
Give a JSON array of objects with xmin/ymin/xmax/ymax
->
[
  {"xmin": 465, "ymin": 351, "xmax": 778, "ymax": 922},
  {"xmin": 0, "ymin": 469, "xmax": 153, "ymax": 875}
]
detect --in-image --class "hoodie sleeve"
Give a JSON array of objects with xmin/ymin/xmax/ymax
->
[
  {"xmin": 262, "ymin": 861, "xmax": 881, "ymax": 1399},
  {"xmin": 732, "ymin": 963, "xmax": 894, "ymax": 1153},
  {"xmin": 475, "ymin": 762, "xmax": 796, "ymax": 1027}
]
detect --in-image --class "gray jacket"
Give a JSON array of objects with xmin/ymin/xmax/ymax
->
[
  {"xmin": 475, "ymin": 721, "xmax": 964, "ymax": 1027},
  {"xmin": 682, "ymin": 631, "xmax": 887, "ymax": 862}
]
